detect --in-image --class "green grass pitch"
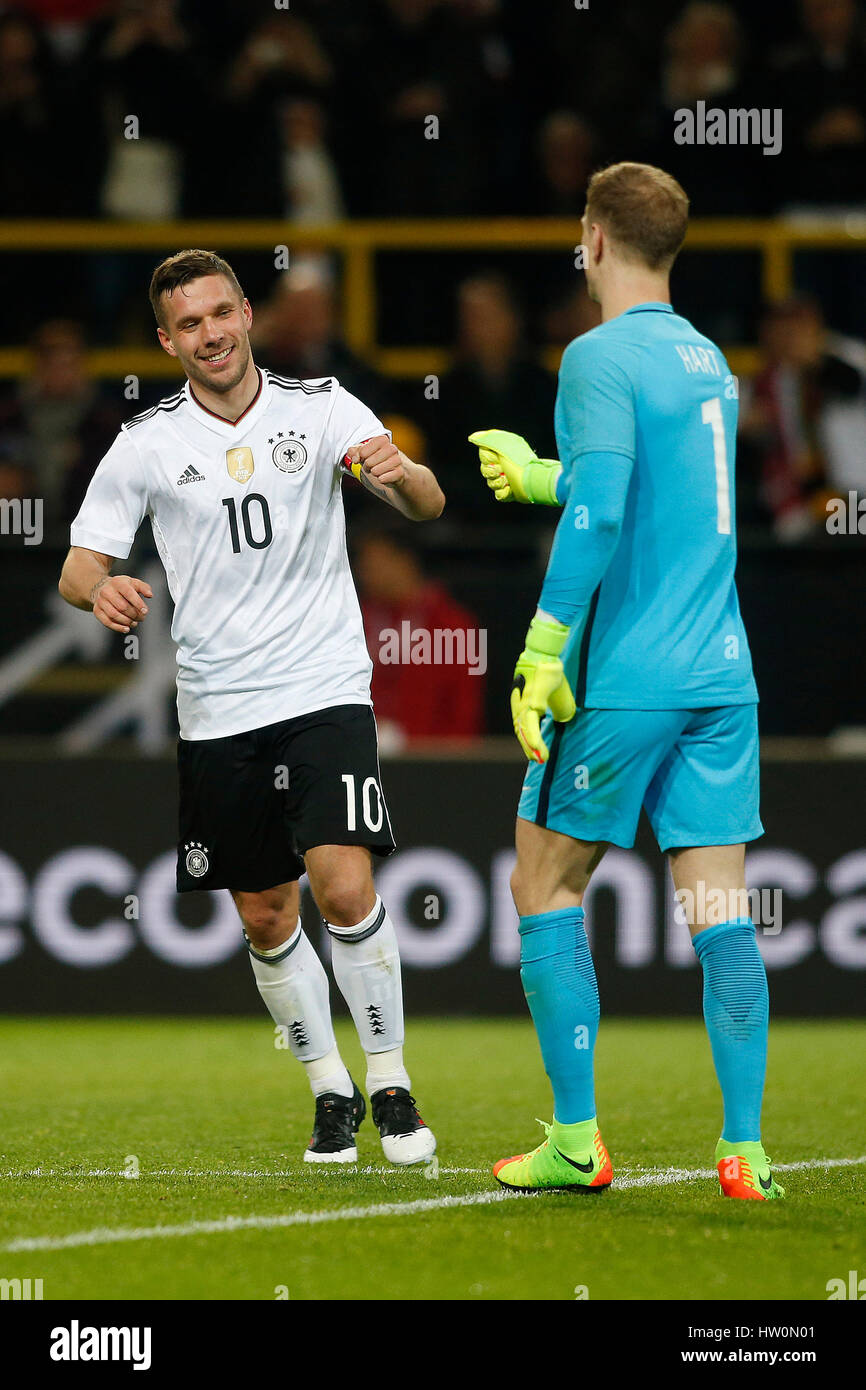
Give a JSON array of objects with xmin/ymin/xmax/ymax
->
[{"xmin": 0, "ymin": 1017, "xmax": 863, "ymax": 1301}]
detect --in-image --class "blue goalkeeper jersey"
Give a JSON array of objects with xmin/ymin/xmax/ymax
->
[{"xmin": 550, "ymin": 301, "xmax": 758, "ymax": 709}]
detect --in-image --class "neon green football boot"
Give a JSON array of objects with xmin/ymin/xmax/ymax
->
[
  {"xmin": 493, "ymin": 1118, "xmax": 612, "ymax": 1192},
  {"xmin": 716, "ymin": 1138, "xmax": 786, "ymax": 1200}
]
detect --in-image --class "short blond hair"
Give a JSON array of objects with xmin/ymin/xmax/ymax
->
[{"xmin": 585, "ymin": 162, "xmax": 689, "ymax": 271}]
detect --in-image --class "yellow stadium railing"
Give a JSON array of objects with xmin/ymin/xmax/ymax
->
[{"xmin": 0, "ymin": 217, "xmax": 864, "ymax": 381}]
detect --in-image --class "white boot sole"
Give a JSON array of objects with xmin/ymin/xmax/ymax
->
[
  {"xmin": 381, "ymin": 1129, "xmax": 437, "ymax": 1166},
  {"xmin": 303, "ymin": 1146, "xmax": 358, "ymax": 1164}
]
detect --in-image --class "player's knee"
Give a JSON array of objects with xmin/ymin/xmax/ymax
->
[
  {"xmin": 237, "ymin": 895, "xmax": 297, "ymax": 951},
  {"xmin": 316, "ymin": 880, "xmax": 375, "ymax": 929},
  {"xmin": 510, "ymin": 861, "xmax": 540, "ymax": 917},
  {"xmin": 511, "ymin": 858, "xmax": 584, "ymax": 917}
]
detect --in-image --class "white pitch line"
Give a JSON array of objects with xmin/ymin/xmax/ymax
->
[
  {"xmin": 758, "ymin": 1155, "xmax": 866, "ymax": 1174},
  {"xmin": 2, "ymin": 1155, "xmax": 863, "ymax": 1255},
  {"xmin": 2, "ymin": 1155, "xmax": 864, "ymax": 1182},
  {"xmin": 0, "ymin": 1166, "xmax": 484, "ymax": 1179},
  {"xmin": 3, "ymin": 1191, "xmax": 517, "ymax": 1252},
  {"xmin": 584, "ymin": 1154, "xmax": 866, "ymax": 1188}
]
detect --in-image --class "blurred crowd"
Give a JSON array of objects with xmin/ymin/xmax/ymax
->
[
  {"xmin": 738, "ymin": 297, "xmax": 866, "ymax": 539},
  {"xmin": 4, "ymin": 0, "xmax": 866, "ymax": 220}
]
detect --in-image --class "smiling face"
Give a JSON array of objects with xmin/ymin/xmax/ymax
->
[{"xmin": 156, "ymin": 274, "xmax": 253, "ymax": 394}]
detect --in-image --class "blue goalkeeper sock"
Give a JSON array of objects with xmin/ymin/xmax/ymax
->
[
  {"xmin": 518, "ymin": 906, "xmax": 599, "ymax": 1125},
  {"xmin": 693, "ymin": 918, "xmax": 768, "ymax": 1142}
]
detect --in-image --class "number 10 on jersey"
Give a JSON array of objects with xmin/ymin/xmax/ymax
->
[
  {"xmin": 342, "ymin": 773, "xmax": 384, "ymax": 832},
  {"xmin": 222, "ymin": 494, "xmax": 273, "ymax": 552}
]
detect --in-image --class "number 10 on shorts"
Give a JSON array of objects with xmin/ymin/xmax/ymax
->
[{"xmin": 342, "ymin": 773, "xmax": 384, "ymax": 832}]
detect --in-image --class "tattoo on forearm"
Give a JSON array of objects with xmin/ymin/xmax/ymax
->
[{"xmin": 358, "ymin": 469, "xmax": 398, "ymax": 506}]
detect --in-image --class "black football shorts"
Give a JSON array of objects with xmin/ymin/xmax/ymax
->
[{"xmin": 176, "ymin": 703, "xmax": 395, "ymax": 893}]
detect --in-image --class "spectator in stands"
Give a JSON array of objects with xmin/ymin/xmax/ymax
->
[
  {"xmin": 662, "ymin": 2, "xmax": 744, "ymax": 106},
  {"xmin": 88, "ymin": 0, "xmax": 198, "ymax": 221},
  {"xmin": 251, "ymin": 259, "xmax": 392, "ymax": 418},
  {"xmin": 348, "ymin": 0, "xmax": 510, "ymax": 214},
  {"xmin": 543, "ymin": 283, "xmax": 602, "ymax": 351},
  {"xmin": 278, "ymin": 97, "xmax": 345, "ymax": 223},
  {"xmin": 815, "ymin": 336, "xmax": 866, "ymax": 500},
  {"xmin": 640, "ymin": 2, "xmax": 769, "ymax": 214},
  {"xmin": 0, "ymin": 10, "xmax": 68, "ymax": 215},
  {"xmin": 227, "ymin": 11, "xmax": 334, "ymax": 103},
  {"xmin": 767, "ymin": 0, "xmax": 866, "ymax": 332},
  {"xmin": 428, "ymin": 273, "xmax": 557, "ymax": 519},
  {"xmin": 636, "ymin": 2, "xmax": 770, "ymax": 341},
  {"xmin": 0, "ymin": 320, "xmax": 123, "ymax": 531},
  {"xmin": 771, "ymin": 0, "xmax": 866, "ymax": 212},
  {"xmin": 738, "ymin": 297, "xmax": 866, "ymax": 539},
  {"xmin": 510, "ymin": 1, "xmax": 645, "ymax": 166},
  {"xmin": 353, "ymin": 517, "xmax": 485, "ymax": 748},
  {"xmin": 523, "ymin": 115, "xmax": 599, "ymax": 322},
  {"xmin": 527, "ymin": 111, "xmax": 597, "ymax": 217},
  {"xmin": 438, "ymin": 0, "xmax": 517, "ymax": 212},
  {"xmin": 345, "ymin": 0, "xmax": 450, "ymax": 214},
  {"xmin": 0, "ymin": 437, "xmax": 30, "ymax": 505},
  {"xmin": 220, "ymin": 13, "xmax": 334, "ymax": 217},
  {"xmin": 23, "ymin": 0, "xmax": 106, "ymax": 62}
]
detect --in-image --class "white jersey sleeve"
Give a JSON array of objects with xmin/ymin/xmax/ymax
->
[
  {"xmin": 70, "ymin": 429, "xmax": 149, "ymax": 560},
  {"xmin": 325, "ymin": 383, "xmax": 390, "ymax": 470}
]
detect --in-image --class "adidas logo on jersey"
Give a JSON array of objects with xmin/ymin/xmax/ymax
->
[{"xmin": 177, "ymin": 465, "xmax": 205, "ymax": 486}]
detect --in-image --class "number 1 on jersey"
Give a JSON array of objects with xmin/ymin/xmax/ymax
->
[{"xmin": 701, "ymin": 396, "xmax": 731, "ymax": 535}]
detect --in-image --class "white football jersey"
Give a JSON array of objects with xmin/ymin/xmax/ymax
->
[{"xmin": 70, "ymin": 369, "xmax": 386, "ymax": 739}]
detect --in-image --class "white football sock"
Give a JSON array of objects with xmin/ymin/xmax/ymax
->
[
  {"xmin": 365, "ymin": 1046, "xmax": 412, "ymax": 1097},
  {"xmin": 247, "ymin": 919, "xmax": 353, "ymax": 1099},
  {"xmin": 302, "ymin": 1046, "xmax": 356, "ymax": 1100},
  {"xmin": 326, "ymin": 897, "xmax": 411, "ymax": 1096}
]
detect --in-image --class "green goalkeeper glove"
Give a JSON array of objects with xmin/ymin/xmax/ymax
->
[
  {"xmin": 511, "ymin": 614, "xmax": 577, "ymax": 763},
  {"xmin": 469, "ymin": 429, "xmax": 562, "ymax": 506}
]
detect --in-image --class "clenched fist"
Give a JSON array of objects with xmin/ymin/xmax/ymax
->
[
  {"xmin": 345, "ymin": 435, "xmax": 406, "ymax": 487},
  {"xmin": 91, "ymin": 574, "xmax": 153, "ymax": 634}
]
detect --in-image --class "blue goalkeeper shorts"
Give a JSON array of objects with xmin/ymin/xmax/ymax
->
[{"xmin": 517, "ymin": 704, "xmax": 762, "ymax": 852}]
